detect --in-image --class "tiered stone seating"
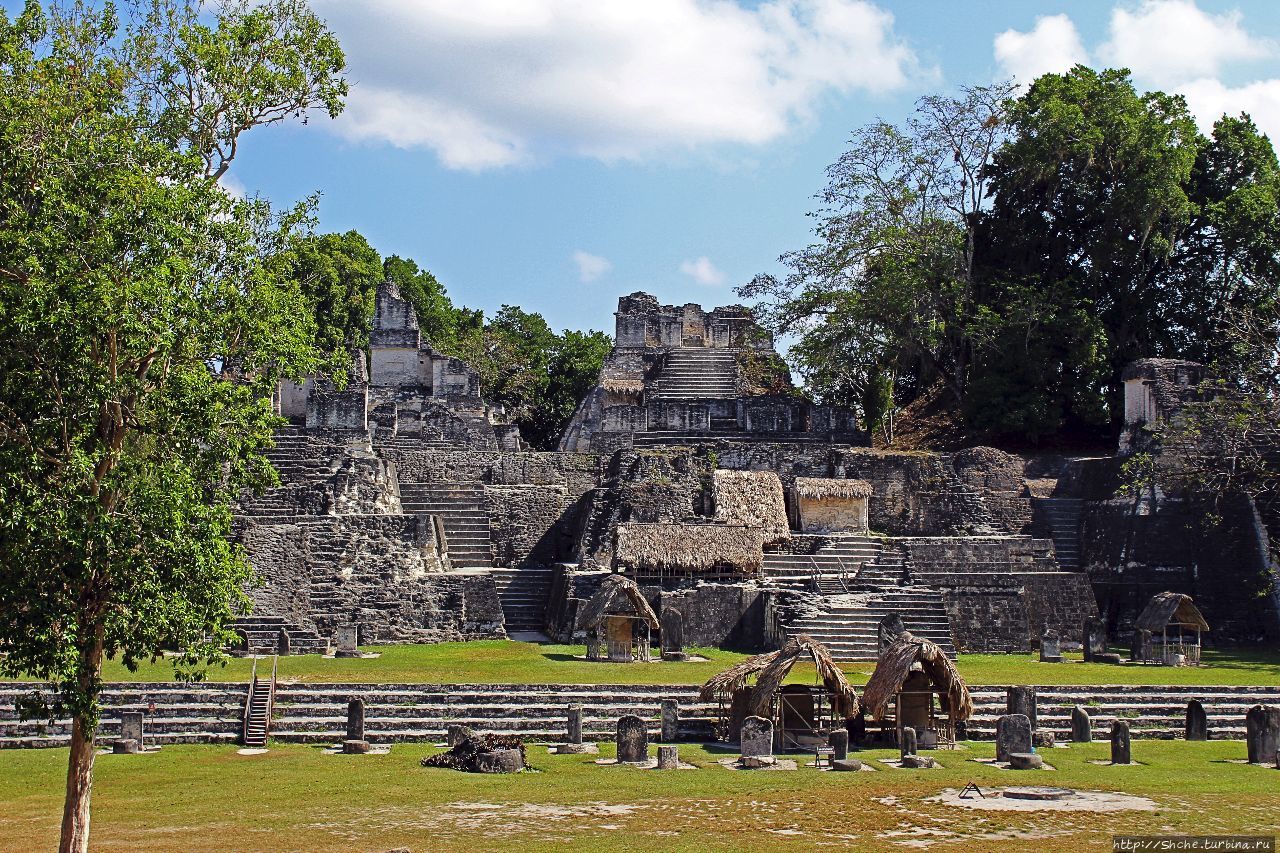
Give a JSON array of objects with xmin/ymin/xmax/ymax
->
[{"xmin": 965, "ymin": 685, "xmax": 1280, "ymax": 741}]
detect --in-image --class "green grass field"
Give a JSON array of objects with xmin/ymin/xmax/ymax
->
[
  {"xmin": 0, "ymin": 739, "xmax": 1274, "ymax": 851},
  {"xmin": 75, "ymin": 641, "xmax": 1280, "ymax": 687}
]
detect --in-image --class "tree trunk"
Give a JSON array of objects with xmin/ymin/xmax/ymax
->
[
  {"xmin": 59, "ymin": 628, "xmax": 104, "ymax": 853},
  {"xmin": 59, "ymin": 715, "xmax": 96, "ymax": 853}
]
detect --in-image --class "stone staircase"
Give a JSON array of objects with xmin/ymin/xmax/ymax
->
[
  {"xmin": 267, "ymin": 683, "xmax": 718, "ymax": 743},
  {"xmin": 651, "ymin": 348, "xmax": 739, "ymax": 399},
  {"xmin": 3, "ymin": 680, "xmax": 1278, "ymax": 747},
  {"xmin": 399, "ymin": 483, "xmax": 493, "ymax": 567},
  {"xmin": 631, "ymin": 430, "xmax": 837, "ymax": 446},
  {"xmin": 236, "ymin": 427, "xmax": 341, "ymax": 521},
  {"xmin": 783, "ymin": 588, "xmax": 957, "ymax": 661},
  {"xmin": 231, "ymin": 616, "xmax": 329, "ymax": 656},
  {"xmin": 242, "ymin": 665, "xmax": 275, "ymax": 747},
  {"xmin": 0, "ymin": 683, "xmax": 248, "ymax": 748},
  {"xmin": 761, "ymin": 535, "xmax": 888, "ymax": 591},
  {"xmin": 489, "ymin": 566, "xmax": 556, "ymax": 633},
  {"xmin": 1035, "ymin": 497, "xmax": 1084, "ymax": 570},
  {"xmin": 965, "ymin": 685, "xmax": 1280, "ymax": 741}
]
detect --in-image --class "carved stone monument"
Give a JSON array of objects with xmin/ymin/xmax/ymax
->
[
  {"xmin": 657, "ymin": 744, "xmax": 679, "ymax": 769},
  {"xmin": 1082, "ymin": 617, "xmax": 1107, "ymax": 662},
  {"xmin": 740, "ymin": 715, "xmax": 773, "ymax": 760},
  {"xmin": 342, "ymin": 698, "xmax": 370, "ymax": 754},
  {"xmin": 1111, "ymin": 720, "xmax": 1132, "ymax": 765},
  {"xmin": 1185, "ymin": 700, "xmax": 1208, "ymax": 741},
  {"xmin": 1070, "ymin": 705, "xmax": 1092, "ymax": 743},
  {"xmin": 1039, "ymin": 628, "xmax": 1062, "ymax": 663},
  {"xmin": 334, "ymin": 624, "xmax": 360, "ymax": 658},
  {"xmin": 996, "ymin": 713, "xmax": 1032, "ymax": 763},
  {"xmin": 616, "ymin": 714, "xmax": 649, "ymax": 763},
  {"xmin": 828, "ymin": 729, "xmax": 849, "ymax": 761},
  {"xmin": 878, "ymin": 613, "xmax": 906, "ymax": 653},
  {"xmin": 1245, "ymin": 704, "xmax": 1280, "ymax": 764},
  {"xmin": 660, "ymin": 609, "xmax": 687, "ymax": 662},
  {"xmin": 900, "ymin": 726, "xmax": 918, "ymax": 758},
  {"xmin": 447, "ymin": 724, "xmax": 473, "ymax": 747},
  {"xmin": 120, "ymin": 711, "xmax": 144, "ymax": 750},
  {"xmin": 1006, "ymin": 686, "xmax": 1037, "ymax": 731},
  {"xmin": 661, "ymin": 698, "xmax": 679, "ymax": 743}
]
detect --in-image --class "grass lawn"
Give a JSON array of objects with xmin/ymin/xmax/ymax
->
[
  {"xmin": 77, "ymin": 641, "xmax": 1280, "ymax": 687},
  {"xmin": 0, "ymin": 739, "xmax": 1274, "ymax": 851}
]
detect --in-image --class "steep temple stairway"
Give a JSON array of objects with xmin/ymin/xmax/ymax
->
[
  {"xmin": 650, "ymin": 348, "xmax": 739, "ymax": 399},
  {"xmin": 398, "ymin": 483, "xmax": 494, "ymax": 567},
  {"xmin": 488, "ymin": 566, "xmax": 556, "ymax": 633},
  {"xmin": 783, "ymin": 589, "xmax": 957, "ymax": 661},
  {"xmin": 1035, "ymin": 497, "xmax": 1084, "ymax": 570}
]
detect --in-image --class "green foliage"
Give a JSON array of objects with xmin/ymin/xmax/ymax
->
[
  {"xmin": 754, "ymin": 67, "xmax": 1280, "ymax": 444},
  {"xmin": 741, "ymin": 83, "xmax": 1014, "ymax": 426},
  {"xmin": 270, "ymin": 230, "xmax": 382, "ymax": 378},
  {"xmin": 0, "ymin": 0, "xmax": 345, "ymax": 844}
]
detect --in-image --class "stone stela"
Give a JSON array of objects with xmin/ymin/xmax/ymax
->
[{"xmin": 615, "ymin": 714, "xmax": 649, "ymax": 763}]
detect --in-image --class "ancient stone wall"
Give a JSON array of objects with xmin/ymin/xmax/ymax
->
[
  {"xmin": 656, "ymin": 584, "xmax": 766, "ymax": 650},
  {"xmin": 484, "ymin": 485, "xmax": 575, "ymax": 567},
  {"xmin": 1081, "ymin": 493, "xmax": 1279, "ymax": 644},
  {"xmin": 937, "ymin": 571, "xmax": 1097, "ymax": 652},
  {"xmin": 949, "ymin": 446, "xmax": 1033, "ymax": 534}
]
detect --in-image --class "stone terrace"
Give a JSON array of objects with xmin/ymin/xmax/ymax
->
[{"xmin": 3, "ymin": 681, "xmax": 1277, "ymax": 748}]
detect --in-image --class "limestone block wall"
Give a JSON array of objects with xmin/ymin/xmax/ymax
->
[
  {"xmin": 237, "ymin": 515, "xmax": 502, "ymax": 643},
  {"xmin": 1081, "ymin": 493, "xmax": 1279, "ymax": 644},
  {"xmin": 656, "ymin": 584, "xmax": 766, "ymax": 650},
  {"xmin": 949, "ymin": 446, "xmax": 1033, "ymax": 534},
  {"xmin": 938, "ymin": 571, "xmax": 1098, "ymax": 652},
  {"xmin": 484, "ymin": 485, "xmax": 575, "ymax": 567}
]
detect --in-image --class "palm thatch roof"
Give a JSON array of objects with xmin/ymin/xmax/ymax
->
[
  {"xmin": 698, "ymin": 634, "xmax": 860, "ymax": 719},
  {"xmin": 1135, "ymin": 591, "xmax": 1209, "ymax": 632},
  {"xmin": 861, "ymin": 632, "xmax": 973, "ymax": 722},
  {"xmin": 576, "ymin": 573, "xmax": 659, "ymax": 631},
  {"xmin": 713, "ymin": 469, "xmax": 789, "ymax": 544},
  {"xmin": 614, "ymin": 522, "xmax": 764, "ymax": 574},
  {"xmin": 794, "ymin": 477, "xmax": 873, "ymax": 500}
]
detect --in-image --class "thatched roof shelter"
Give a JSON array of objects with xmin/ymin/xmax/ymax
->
[
  {"xmin": 794, "ymin": 478, "xmax": 873, "ymax": 499},
  {"xmin": 713, "ymin": 470, "xmax": 789, "ymax": 544},
  {"xmin": 861, "ymin": 632, "xmax": 973, "ymax": 722},
  {"xmin": 699, "ymin": 635, "xmax": 860, "ymax": 719},
  {"xmin": 576, "ymin": 574, "xmax": 659, "ymax": 632},
  {"xmin": 1135, "ymin": 591, "xmax": 1209, "ymax": 632},
  {"xmin": 614, "ymin": 523, "xmax": 764, "ymax": 575}
]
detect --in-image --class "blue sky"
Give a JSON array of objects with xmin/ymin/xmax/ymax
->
[{"xmin": 13, "ymin": 1, "xmax": 1280, "ymax": 335}]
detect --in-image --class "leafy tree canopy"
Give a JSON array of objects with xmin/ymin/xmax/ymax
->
[{"xmin": 0, "ymin": 1, "xmax": 346, "ymax": 849}]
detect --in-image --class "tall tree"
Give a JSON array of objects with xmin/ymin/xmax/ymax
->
[
  {"xmin": 974, "ymin": 67, "xmax": 1201, "ymax": 434},
  {"xmin": 0, "ymin": 3, "xmax": 345, "ymax": 850},
  {"xmin": 740, "ymin": 83, "xmax": 1014, "ymax": 434},
  {"xmin": 272, "ymin": 230, "xmax": 383, "ymax": 377}
]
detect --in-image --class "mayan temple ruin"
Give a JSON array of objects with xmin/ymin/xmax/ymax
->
[{"xmin": 225, "ymin": 285, "xmax": 1280, "ymax": 662}]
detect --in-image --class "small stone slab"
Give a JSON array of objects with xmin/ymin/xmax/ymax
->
[
  {"xmin": 900, "ymin": 754, "xmax": 937, "ymax": 769},
  {"xmin": 656, "ymin": 745, "xmax": 679, "ymax": 770},
  {"xmin": 1033, "ymin": 731, "xmax": 1055, "ymax": 749},
  {"xmin": 112, "ymin": 739, "xmax": 141, "ymax": 755},
  {"xmin": 341, "ymin": 739, "xmax": 371, "ymax": 755},
  {"xmin": 475, "ymin": 748, "xmax": 525, "ymax": 774},
  {"xmin": 550, "ymin": 743, "xmax": 598, "ymax": 755},
  {"xmin": 1093, "ymin": 653, "xmax": 1124, "ymax": 665},
  {"xmin": 717, "ymin": 756, "xmax": 796, "ymax": 771},
  {"xmin": 831, "ymin": 758, "xmax": 863, "ymax": 772},
  {"xmin": 1009, "ymin": 752, "xmax": 1044, "ymax": 770},
  {"xmin": 1004, "ymin": 787, "xmax": 1075, "ymax": 801}
]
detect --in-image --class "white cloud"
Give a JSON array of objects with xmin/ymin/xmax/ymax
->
[
  {"xmin": 572, "ymin": 250, "xmax": 612, "ymax": 283},
  {"xmin": 1178, "ymin": 77, "xmax": 1280, "ymax": 138},
  {"xmin": 1099, "ymin": 0, "xmax": 1274, "ymax": 85},
  {"xmin": 680, "ymin": 256, "xmax": 726, "ymax": 286},
  {"xmin": 217, "ymin": 172, "xmax": 247, "ymax": 200},
  {"xmin": 994, "ymin": 14, "xmax": 1089, "ymax": 85},
  {"xmin": 315, "ymin": 0, "xmax": 923, "ymax": 169},
  {"xmin": 990, "ymin": 2, "xmax": 1280, "ymax": 143}
]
